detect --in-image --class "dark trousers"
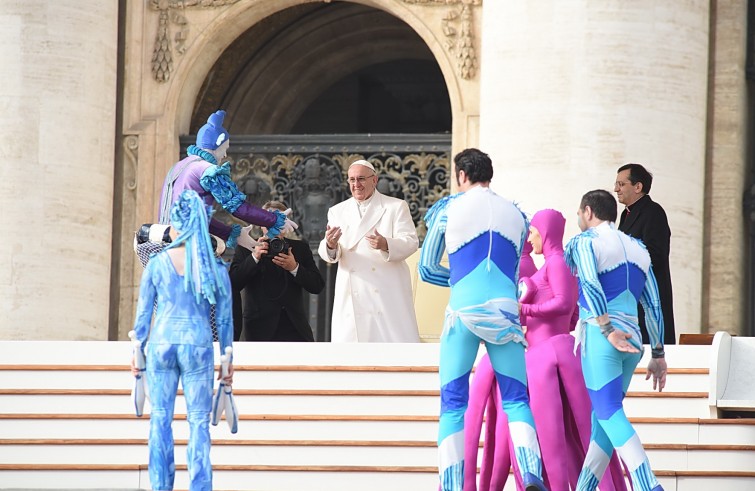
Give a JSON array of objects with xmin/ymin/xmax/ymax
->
[{"xmin": 243, "ymin": 309, "xmax": 312, "ymax": 342}]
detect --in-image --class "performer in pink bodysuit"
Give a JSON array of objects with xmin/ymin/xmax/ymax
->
[{"xmin": 465, "ymin": 210, "xmax": 626, "ymax": 491}]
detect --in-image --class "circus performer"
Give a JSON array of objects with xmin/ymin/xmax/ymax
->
[
  {"xmin": 465, "ymin": 210, "xmax": 627, "ymax": 491},
  {"xmin": 419, "ymin": 148, "xmax": 548, "ymax": 491},
  {"xmin": 521, "ymin": 209, "xmax": 626, "ymax": 491},
  {"xmin": 131, "ymin": 190, "xmax": 234, "ymax": 491},
  {"xmin": 158, "ymin": 109, "xmax": 297, "ymax": 250},
  {"xmin": 565, "ymin": 189, "xmax": 667, "ymax": 491},
  {"xmin": 463, "ymin": 240, "xmax": 538, "ymax": 491}
]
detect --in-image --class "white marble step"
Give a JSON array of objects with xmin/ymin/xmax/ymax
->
[
  {"xmin": 0, "ymin": 390, "xmax": 711, "ymax": 419},
  {"xmin": 2, "ymin": 440, "xmax": 753, "ymax": 473},
  {"xmin": 8, "ymin": 467, "xmax": 754, "ymax": 491},
  {"xmin": 698, "ymin": 420, "xmax": 755, "ymax": 444},
  {"xmin": 2, "ymin": 368, "xmax": 441, "ymax": 391},
  {"xmin": 0, "ymin": 392, "xmax": 438, "ymax": 416},
  {"xmin": 0, "ymin": 470, "xmax": 143, "ymax": 490},
  {"xmin": 673, "ymin": 475, "xmax": 755, "ymax": 491},
  {"xmin": 623, "ymin": 393, "xmax": 709, "ymax": 418},
  {"xmin": 0, "ymin": 341, "xmax": 443, "ymax": 366},
  {"xmin": 0, "ymin": 341, "xmax": 710, "ymax": 370},
  {"xmin": 2, "ymin": 340, "xmax": 740, "ymax": 491},
  {"xmin": 1, "ymin": 366, "xmax": 706, "ymax": 394},
  {"xmin": 0, "ymin": 416, "xmax": 436, "ymax": 441},
  {"xmin": 2, "ymin": 416, "xmax": 752, "ymax": 448}
]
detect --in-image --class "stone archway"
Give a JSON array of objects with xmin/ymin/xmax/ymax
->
[
  {"xmin": 119, "ymin": 0, "xmax": 481, "ymax": 338},
  {"xmin": 190, "ymin": 3, "xmax": 452, "ymax": 135},
  {"xmin": 161, "ymin": 0, "xmax": 477, "ymax": 152}
]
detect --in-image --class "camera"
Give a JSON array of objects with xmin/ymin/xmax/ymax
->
[{"xmin": 264, "ymin": 237, "xmax": 289, "ymax": 258}]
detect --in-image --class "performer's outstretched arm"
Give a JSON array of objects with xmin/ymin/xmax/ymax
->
[
  {"xmin": 419, "ymin": 196, "xmax": 457, "ymax": 286},
  {"xmin": 520, "ymin": 258, "xmax": 575, "ymax": 318},
  {"xmin": 418, "ymin": 206, "xmax": 450, "ymax": 287},
  {"xmin": 639, "ymin": 265, "xmax": 665, "ymax": 352},
  {"xmin": 198, "ymin": 163, "xmax": 293, "ymax": 243}
]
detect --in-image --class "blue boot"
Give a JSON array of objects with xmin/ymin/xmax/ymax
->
[{"xmin": 523, "ymin": 472, "xmax": 548, "ymax": 491}]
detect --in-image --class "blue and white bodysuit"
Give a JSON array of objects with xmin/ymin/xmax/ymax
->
[
  {"xmin": 420, "ymin": 186, "xmax": 545, "ymax": 491},
  {"xmin": 564, "ymin": 221, "xmax": 664, "ymax": 491},
  {"xmin": 133, "ymin": 191, "xmax": 234, "ymax": 491}
]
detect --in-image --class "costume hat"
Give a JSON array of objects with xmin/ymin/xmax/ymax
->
[{"xmin": 196, "ymin": 110, "xmax": 229, "ymax": 150}]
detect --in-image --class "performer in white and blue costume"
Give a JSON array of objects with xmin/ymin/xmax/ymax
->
[
  {"xmin": 132, "ymin": 190, "xmax": 234, "ymax": 491},
  {"xmin": 419, "ymin": 149, "xmax": 548, "ymax": 491},
  {"xmin": 564, "ymin": 189, "xmax": 667, "ymax": 491}
]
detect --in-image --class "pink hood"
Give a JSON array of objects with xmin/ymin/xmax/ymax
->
[{"xmin": 530, "ymin": 209, "xmax": 566, "ymax": 258}]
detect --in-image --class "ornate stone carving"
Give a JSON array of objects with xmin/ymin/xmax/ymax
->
[
  {"xmin": 123, "ymin": 135, "xmax": 139, "ymax": 192},
  {"xmin": 401, "ymin": 0, "xmax": 481, "ymax": 79},
  {"xmin": 149, "ymin": 0, "xmax": 240, "ymax": 83}
]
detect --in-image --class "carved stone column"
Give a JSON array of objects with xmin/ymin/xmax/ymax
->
[
  {"xmin": 0, "ymin": 1, "xmax": 118, "ymax": 339},
  {"xmin": 479, "ymin": 1, "xmax": 710, "ymax": 338},
  {"xmin": 705, "ymin": 0, "xmax": 748, "ymax": 336}
]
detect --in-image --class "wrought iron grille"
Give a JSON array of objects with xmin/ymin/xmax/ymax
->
[{"xmin": 179, "ymin": 133, "xmax": 452, "ymax": 340}]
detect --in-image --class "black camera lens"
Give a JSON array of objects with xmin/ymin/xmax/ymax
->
[{"xmin": 265, "ymin": 237, "xmax": 289, "ymax": 258}]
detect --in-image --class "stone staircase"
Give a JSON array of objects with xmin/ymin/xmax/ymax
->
[{"xmin": 0, "ymin": 340, "xmax": 753, "ymax": 490}]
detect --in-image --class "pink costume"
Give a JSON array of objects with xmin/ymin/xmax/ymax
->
[{"xmin": 465, "ymin": 210, "xmax": 626, "ymax": 491}]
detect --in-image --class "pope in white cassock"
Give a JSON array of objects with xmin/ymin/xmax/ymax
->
[{"xmin": 318, "ymin": 160, "xmax": 421, "ymax": 342}]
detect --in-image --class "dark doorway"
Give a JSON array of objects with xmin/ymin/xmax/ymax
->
[{"xmin": 290, "ymin": 59, "xmax": 451, "ymax": 134}]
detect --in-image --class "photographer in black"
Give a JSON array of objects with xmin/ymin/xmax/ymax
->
[{"xmin": 229, "ymin": 201, "xmax": 325, "ymax": 342}]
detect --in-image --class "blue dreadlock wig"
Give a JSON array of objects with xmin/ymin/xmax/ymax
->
[{"xmin": 166, "ymin": 190, "xmax": 227, "ymax": 305}]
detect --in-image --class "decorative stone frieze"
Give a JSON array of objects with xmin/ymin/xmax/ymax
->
[
  {"xmin": 123, "ymin": 135, "xmax": 139, "ymax": 192},
  {"xmin": 149, "ymin": 0, "xmax": 240, "ymax": 82},
  {"xmin": 401, "ymin": 0, "xmax": 481, "ymax": 79}
]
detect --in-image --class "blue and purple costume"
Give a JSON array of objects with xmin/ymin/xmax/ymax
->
[
  {"xmin": 565, "ymin": 221, "xmax": 665, "ymax": 491},
  {"xmin": 420, "ymin": 186, "xmax": 546, "ymax": 491},
  {"xmin": 158, "ymin": 111, "xmax": 287, "ymax": 247}
]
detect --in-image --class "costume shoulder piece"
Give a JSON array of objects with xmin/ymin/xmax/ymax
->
[
  {"xmin": 424, "ymin": 193, "xmax": 461, "ymax": 227},
  {"xmin": 564, "ymin": 228, "xmax": 597, "ymax": 274},
  {"xmin": 199, "ymin": 162, "xmax": 246, "ymax": 213},
  {"xmin": 623, "ymin": 231, "xmax": 648, "ymax": 252}
]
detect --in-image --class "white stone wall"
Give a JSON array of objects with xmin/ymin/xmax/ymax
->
[
  {"xmin": 0, "ymin": 1, "xmax": 118, "ymax": 339},
  {"xmin": 479, "ymin": 1, "xmax": 710, "ymax": 339}
]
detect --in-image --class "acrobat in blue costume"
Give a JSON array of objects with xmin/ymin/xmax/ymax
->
[
  {"xmin": 565, "ymin": 221, "xmax": 665, "ymax": 491},
  {"xmin": 420, "ymin": 185, "xmax": 547, "ymax": 491},
  {"xmin": 133, "ymin": 190, "xmax": 233, "ymax": 491}
]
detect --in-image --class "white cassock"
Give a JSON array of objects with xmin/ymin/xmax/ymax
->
[{"xmin": 318, "ymin": 191, "xmax": 420, "ymax": 342}]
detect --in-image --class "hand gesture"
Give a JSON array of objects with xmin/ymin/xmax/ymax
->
[
  {"xmin": 646, "ymin": 357, "xmax": 667, "ymax": 392},
  {"xmin": 272, "ymin": 248, "xmax": 298, "ymax": 272},
  {"xmin": 217, "ymin": 361, "xmax": 234, "ymax": 386},
  {"xmin": 253, "ymin": 237, "xmax": 269, "ymax": 261},
  {"xmin": 366, "ymin": 228, "xmax": 388, "ymax": 251},
  {"xmin": 325, "ymin": 225, "xmax": 342, "ymax": 250},
  {"xmin": 237, "ymin": 225, "xmax": 258, "ymax": 251},
  {"xmin": 606, "ymin": 329, "xmax": 640, "ymax": 353},
  {"xmin": 130, "ymin": 355, "xmax": 140, "ymax": 377},
  {"xmin": 281, "ymin": 208, "xmax": 298, "ymax": 234}
]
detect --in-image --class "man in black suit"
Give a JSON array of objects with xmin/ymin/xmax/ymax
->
[
  {"xmin": 230, "ymin": 201, "xmax": 325, "ymax": 342},
  {"xmin": 615, "ymin": 163, "xmax": 676, "ymax": 344}
]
